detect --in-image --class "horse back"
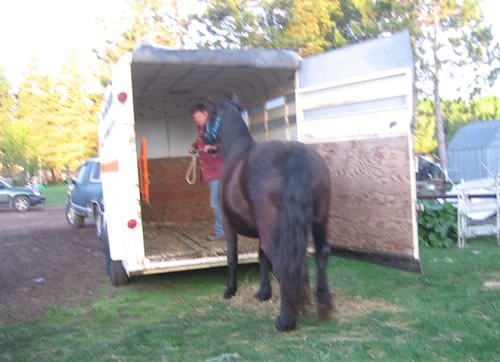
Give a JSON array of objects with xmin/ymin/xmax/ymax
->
[{"xmin": 220, "ymin": 140, "xmax": 331, "ymax": 237}]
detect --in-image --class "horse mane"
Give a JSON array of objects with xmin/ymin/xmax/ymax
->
[
  {"xmin": 219, "ymin": 101, "xmax": 251, "ymax": 138},
  {"xmin": 229, "ymin": 93, "xmax": 243, "ymax": 113},
  {"xmin": 217, "ymin": 100, "xmax": 255, "ymax": 159}
]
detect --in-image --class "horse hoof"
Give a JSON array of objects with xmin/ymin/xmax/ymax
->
[
  {"xmin": 224, "ymin": 288, "xmax": 236, "ymax": 299},
  {"xmin": 275, "ymin": 317, "xmax": 296, "ymax": 332},
  {"xmin": 255, "ymin": 291, "xmax": 272, "ymax": 301}
]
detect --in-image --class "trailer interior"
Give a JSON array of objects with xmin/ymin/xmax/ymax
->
[{"xmin": 130, "ymin": 45, "xmax": 302, "ymax": 268}]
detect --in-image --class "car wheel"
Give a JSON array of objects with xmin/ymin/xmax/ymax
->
[
  {"xmin": 13, "ymin": 196, "xmax": 31, "ymax": 212},
  {"xmin": 66, "ymin": 202, "xmax": 84, "ymax": 228},
  {"xmin": 94, "ymin": 206, "xmax": 103, "ymax": 239},
  {"xmin": 102, "ymin": 224, "xmax": 129, "ymax": 286}
]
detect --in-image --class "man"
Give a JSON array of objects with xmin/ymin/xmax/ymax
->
[{"xmin": 189, "ymin": 103, "xmax": 225, "ymax": 241}]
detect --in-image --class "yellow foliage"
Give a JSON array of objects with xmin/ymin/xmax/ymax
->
[{"xmin": 283, "ymin": 0, "xmax": 339, "ymax": 57}]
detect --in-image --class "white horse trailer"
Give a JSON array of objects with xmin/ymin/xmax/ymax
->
[{"xmin": 98, "ymin": 31, "xmax": 421, "ymax": 285}]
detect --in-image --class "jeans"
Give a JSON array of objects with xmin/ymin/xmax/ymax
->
[{"xmin": 209, "ymin": 180, "xmax": 224, "ymax": 236}]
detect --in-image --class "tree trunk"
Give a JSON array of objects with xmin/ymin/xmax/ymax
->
[
  {"xmin": 434, "ymin": 80, "xmax": 447, "ymax": 169},
  {"xmin": 432, "ymin": 4, "xmax": 447, "ymax": 170}
]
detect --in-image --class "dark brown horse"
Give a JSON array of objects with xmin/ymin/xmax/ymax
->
[{"xmin": 214, "ymin": 98, "xmax": 333, "ymax": 331}]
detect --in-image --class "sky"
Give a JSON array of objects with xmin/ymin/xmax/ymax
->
[
  {"xmin": 0, "ymin": 0, "xmax": 201, "ymax": 88},
  {"xmin": 0, "ymin": 0, "xmax": 498, "ymax": 98},
  {"xmin": 0, "ymin": 0, "xmax": 113, "ymax": 87}
]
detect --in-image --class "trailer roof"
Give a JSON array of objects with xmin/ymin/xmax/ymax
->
[{"xmin": 130, "ymin": 44, "xmax": 302, "ymax": 108}]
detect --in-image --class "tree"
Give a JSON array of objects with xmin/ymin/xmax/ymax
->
[
  {"xmin": 14, "ymin": 57, "xmax": 55, "ymax": 173},
  {"xmin": 414, "ymin": 99, "xmax": 438, "ymax": 154},
  {"xmin": 191, "ymin": 0, "xmax": 351, "ymax": 53},
  {"xmin": 48, "ymin": 51, "xmax": 102, "ymax": 170},
  {"xmin": 413, "ymin": 95, "xmax": 500, "ymax": 154},
  {"xmin": 189, "ymin": 0, "xmax": 285, "ymax": 49},
  {"xmin": 331, "ymin": 0, "xmax": 419, "ymax": 42},
  {"xmin": 190, "ymin": 0, "xmax": 418, "ymax": 55},
  {"xmin": 0, "ymin": 69, "xmax": 39, "ymax": 179},
  {"xmin": 280, "ymin": 0, "xmax": 338, "ymax": 56},
  {"xmin": 413, "ymin": 0, "xmax": 498, "ymax": 169},
  {"xmin": 0, "ymin": 120, "xmax": 39, "ymax": 179},
  {"xmin": 94, "ymin": 0, "xmax": 177, "ymax": 86},
  {"xmin": 441, "ymin": 98, "xmax": 473, "ymax": 142},
  {"xmin": 0, "ymin": 67, "xmax": 16, "ymax": 128},
  {"xmin": 471, "ymin": 95, "xmax": 500, "ymax": 122},
  {"xmin": 2, "ymin": 0, "xmax": 179, "ymax": 178},
  {"xmin": 15, "ymin": 54, "xmax": 100, "ymax": 172}
]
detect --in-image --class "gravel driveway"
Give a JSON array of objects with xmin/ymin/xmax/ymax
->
[{"xmin": 0, "ymin": 204, "xmax": 109, "ymax": 322}]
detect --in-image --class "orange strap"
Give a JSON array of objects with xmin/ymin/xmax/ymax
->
[{"xmin": 138, "ymin": 137, "xmax": 150, "ymax": 204}]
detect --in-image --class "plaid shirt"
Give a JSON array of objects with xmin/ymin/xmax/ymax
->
[{"xmin": 191, "ymin": 127, "xmax": 222, "ymax": 182}]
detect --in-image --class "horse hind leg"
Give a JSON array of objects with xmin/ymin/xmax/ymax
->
[
  {"xmin": 255, "ymin": 248, "xmax": 272, "ymax": 301},
  {"xmin": 224, "ymin": 226, "xmax": 238, "ymax": 299},
  {"xmin": 313, "ymin": 221, "xmax": 333, "ymax": 320}
]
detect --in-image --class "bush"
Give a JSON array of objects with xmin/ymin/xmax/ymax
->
[{"xmin": 418, "ymin": 199, "xmax": 458, "ymax": 248}]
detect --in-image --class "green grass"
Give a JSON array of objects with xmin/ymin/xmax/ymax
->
[
  {"xmin": 41, "ymin": 184, "xmax": 68, "ymax": 205},
  {"xmin": 1, "ymin": 238, "xmax": 499, "ymax": 360}
]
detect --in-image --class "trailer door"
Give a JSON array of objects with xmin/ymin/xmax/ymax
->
[{"xmin": 295, "ymin": 31, "xmax": 421, "ymax": 272}]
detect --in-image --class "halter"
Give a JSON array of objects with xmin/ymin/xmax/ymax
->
[{"xmin": 203, "ymin": 111, "xmax": 223, "ymax": 145}]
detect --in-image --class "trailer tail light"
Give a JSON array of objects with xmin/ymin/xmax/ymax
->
[
  {"xmin": 127, "ymin": 219, "xmax": 137, "ymax": 229},
  {"xmin": 118, "ymin": 92, "xmax": 127, "ymax": 103}
]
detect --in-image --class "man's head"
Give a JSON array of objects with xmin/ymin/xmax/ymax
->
[{"xmin": 190, "ymin": 103, "xmax": 209, "ymax": 127}]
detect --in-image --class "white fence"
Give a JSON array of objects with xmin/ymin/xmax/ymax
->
[{"xmin": 456, "ymin": 176, "xmax": 500, "ymax": 248}]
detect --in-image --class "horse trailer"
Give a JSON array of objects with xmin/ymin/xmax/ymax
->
[{"xmin": 98, "ymin": 30, "xmax": 421, "ymax": 285}]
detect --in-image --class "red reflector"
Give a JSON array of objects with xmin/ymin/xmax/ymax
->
[
  {"xmin": 127, "ymin": 219, "xmax": 137, "ymax": 229},
  {"xmin": 118, "ymin": 92, "xmax": 127, "ymax": 103}
]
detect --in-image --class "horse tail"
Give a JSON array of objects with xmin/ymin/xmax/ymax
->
[{"xmin": 279, "ymin": 150, "xmax": 313, "ymax": 317}]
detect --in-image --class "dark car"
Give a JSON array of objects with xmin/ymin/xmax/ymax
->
[
  {"xmin": 416, "ymin": 155, "xmax": 447, "ymax": 181},
  {"xmin": 65, "ymin": 158, "xmax": 104, "ymax": 237},
  {"xmin": 0, "ymin": 177, "xmax": 46, "ymax": 211},
  {"xmin": 416, "ymin": 155, "xmax": 451, "ymax": 196}
]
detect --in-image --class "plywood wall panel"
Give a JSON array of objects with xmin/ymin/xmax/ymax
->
[
  {"xmin": 312, "ymin": 136, "xmax": 414, "ymax": 256},
  {"xmin": 141, "ymin": 157, "xmax": 213, "ymax": 223}
]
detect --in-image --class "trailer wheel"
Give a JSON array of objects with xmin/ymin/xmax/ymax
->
[
  {"xmin": 66, "ymin": 202, "xmax": 84, "ymax": 228},
  {"xmin": 102, "ymin": 224, "xmax": 129, "ymax": 286}
]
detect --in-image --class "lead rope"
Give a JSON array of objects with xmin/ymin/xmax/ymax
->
[{"xmin": 186, "ymin": 150, "xmax": 199, "ymax": 185}]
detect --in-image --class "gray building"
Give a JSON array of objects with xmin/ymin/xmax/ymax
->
[{"xmin": 447, "ymin": 119, "xmax": 500, "ymax": 182}]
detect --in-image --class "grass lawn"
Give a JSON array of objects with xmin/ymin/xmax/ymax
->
[
  {"xmin": 1, "ymin": 238, "xmax": 499, "ymax": 360},
  {"xmin": 41, "ymin": 184, "xmax": 68, "ymax": 205}
]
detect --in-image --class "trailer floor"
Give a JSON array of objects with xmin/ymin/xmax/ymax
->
[{"xmin": 143, "ymin": 222, "xmax": 260, "ymax": 262}]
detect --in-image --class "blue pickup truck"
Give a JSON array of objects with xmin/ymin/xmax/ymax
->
[{"xmin": 65, "ymin": 157, "xmax": 104, "ymax": 238}]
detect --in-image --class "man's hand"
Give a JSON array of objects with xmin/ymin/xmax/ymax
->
[
  {"xmin": 188, "ymin": 146, "xmax": 196, "ymax": 154},
  {"xmin": 203, "ymin": 145, "xmax": 217, "ymax": 153}
]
